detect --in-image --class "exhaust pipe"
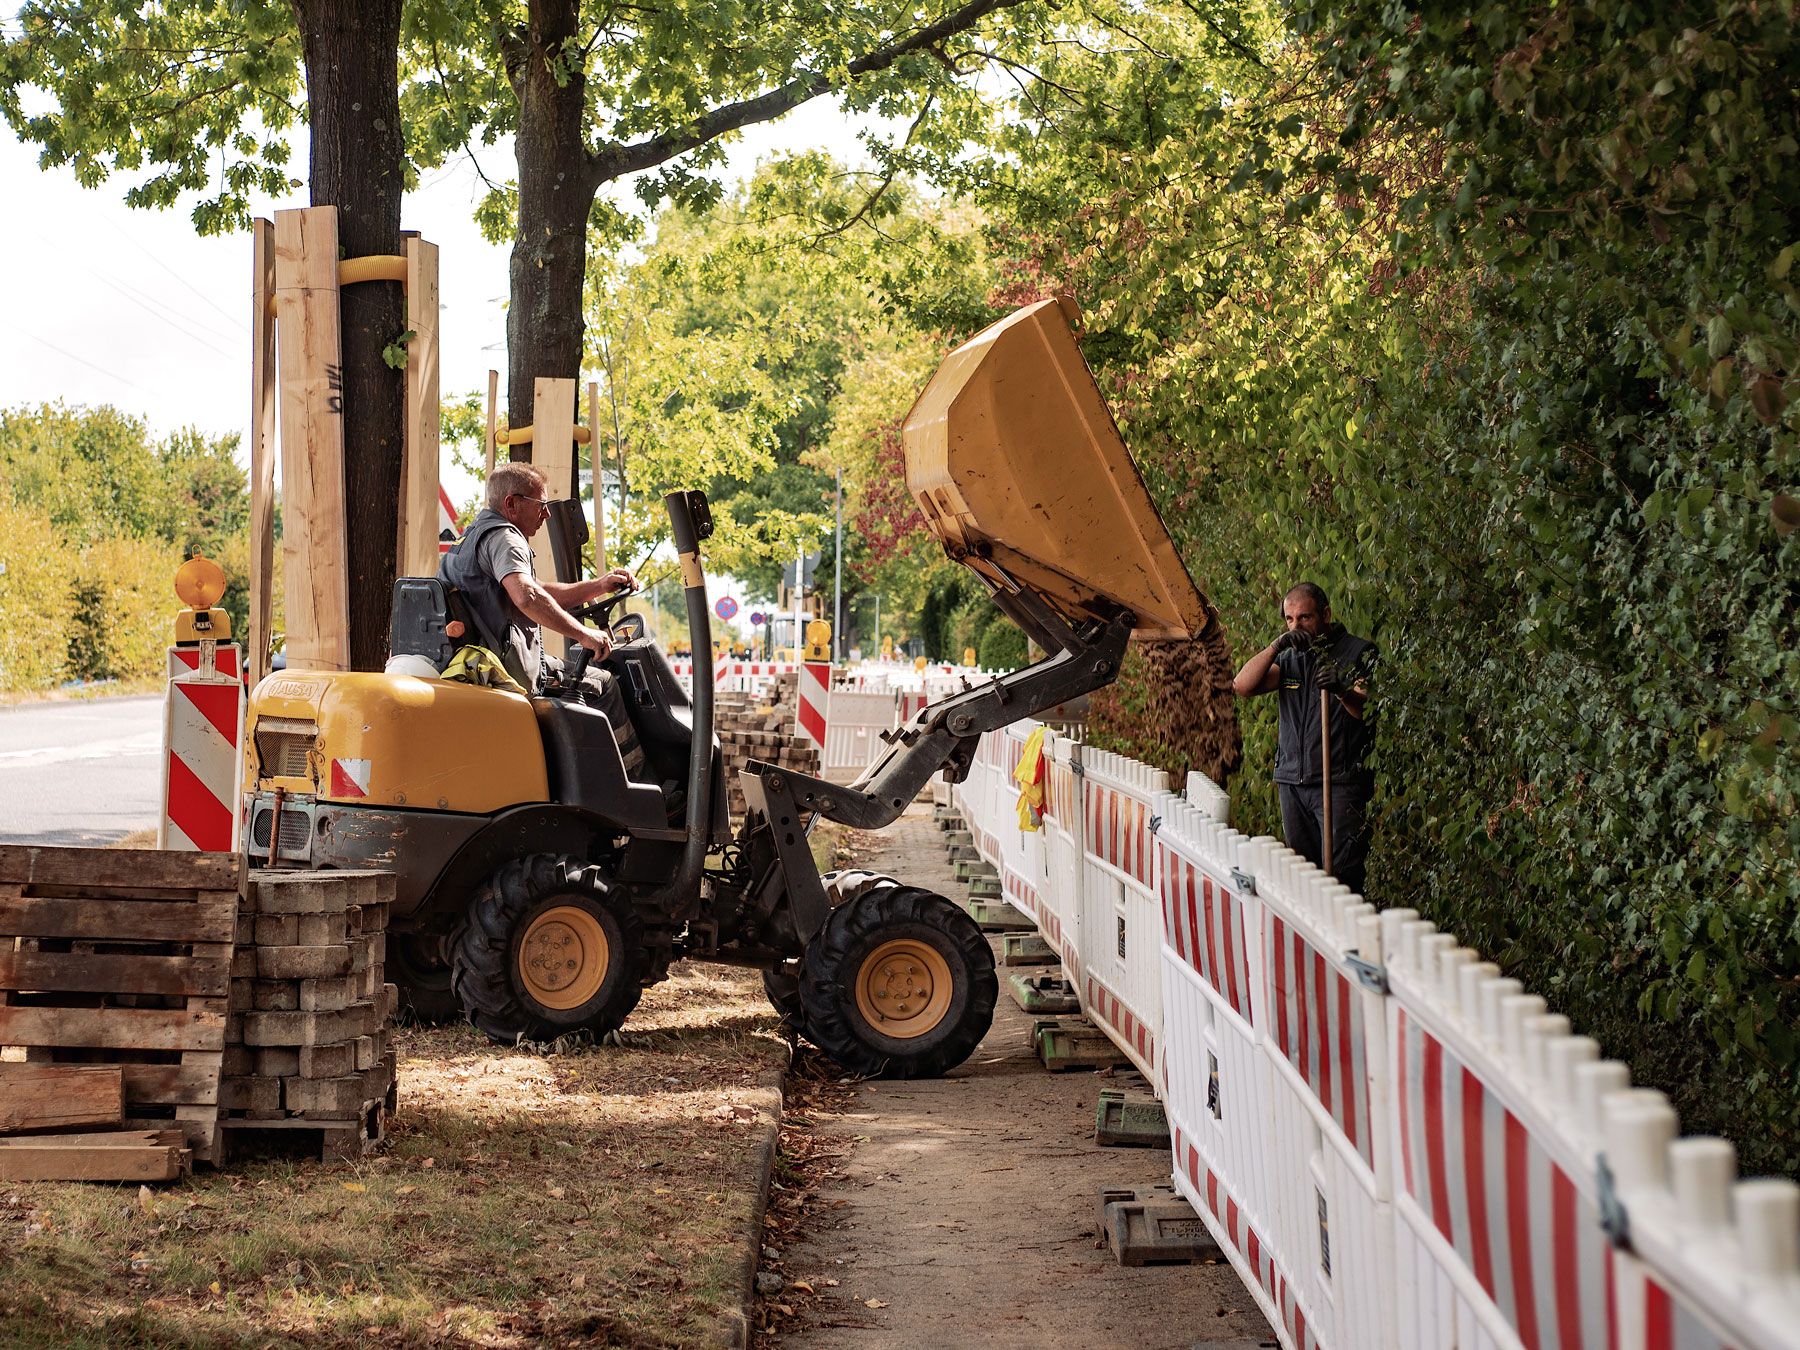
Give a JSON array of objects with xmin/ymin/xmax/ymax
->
[{"xmin": 649, "ymin": 490, "xmax": 715, "ymax": 917}]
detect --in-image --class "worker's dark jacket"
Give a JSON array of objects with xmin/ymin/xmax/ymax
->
[
  {"xmin": 437, "ymin": 508, "xmax": 542, "ymax": 691},
  {"xmin": 1272, "ymin": 626, "xmax": 1377, "ymax": 788}
]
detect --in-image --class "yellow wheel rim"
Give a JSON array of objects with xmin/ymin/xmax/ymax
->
[
  {"xmin": 517, "ymin": 904, "xmax": 610, "ymax": 1011},
  {"xmin": 853, "ymin": 938, "xmax": 953, "ymax": 1040}
]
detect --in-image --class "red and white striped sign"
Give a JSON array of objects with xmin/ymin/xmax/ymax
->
[
  {"xmin": 1269, "ymin": 912, "xmax": 1373, "ymax": 1167},
  {"xmin": 1160, "ymin": 842, "xmax": 1256, "ymax": 1027},
  {"xmin": 1086, "ymin": 779, "xmax": 1153, "ymax": 885},
  {"xmin": 438, "ymin": 485, "xmax": 461, "ymax": 553},
  {"xmin": 160, "ymin": 643, "xmax": 244, "ymax": 853},
  {"xmin": 1174, "ymin": 1124, "xmax": 1324, "ymax": 1350},
  {"xmin": 795, "ymin": 661, "xmax": 831, "ymax": 749},
  {"xmin": 1396, "ymin": 1008, "xmax": 1614, "ymax": 1350}
]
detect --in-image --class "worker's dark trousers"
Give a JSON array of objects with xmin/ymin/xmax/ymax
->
[{"xmin": 1277, "ymin": 782, "xmax": 1373, "ymax": 897}]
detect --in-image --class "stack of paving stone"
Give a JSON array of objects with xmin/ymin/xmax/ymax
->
[
  {"xmin": 219, "ymin": 870, "xmax": 399, "ymax": 1161},
  {"xmin": 715, "ymin": 683, "xmax": 821, "ymax": 818}
]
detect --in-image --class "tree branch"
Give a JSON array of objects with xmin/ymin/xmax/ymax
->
[{"xmin": 588, "ymin": 0, "xmax": 1031, "ymax": 183}]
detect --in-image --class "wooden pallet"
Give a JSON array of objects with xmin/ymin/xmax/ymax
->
[{"xmin": 0, "ymin": 844, "xmax": 244, "ymax": 1168}]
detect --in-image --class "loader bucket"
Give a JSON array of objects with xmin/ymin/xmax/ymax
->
[{"xmin": 902, "ymin": 299, "xmax": 1209, "ymax": 639}]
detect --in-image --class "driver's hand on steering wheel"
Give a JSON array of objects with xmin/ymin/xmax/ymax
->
[
  {"xmin": 599, "ymin": 566, "xmax": 638, "ymax": 595},
  {"xmin": 576, "ymin": 625, "xmax": 613, "ymax": 659}
]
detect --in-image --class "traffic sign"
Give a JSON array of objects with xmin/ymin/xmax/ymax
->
[
  {"xmin": 715, "ymin": 596, "xmax": 739, "ymax": 621},
  {"xmin": 749, "ymin": 611, "xmax": 766, "ymax": 626}
]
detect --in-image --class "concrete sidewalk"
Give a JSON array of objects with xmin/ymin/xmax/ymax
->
[{"xmin": 767, "ymin": 807, "xmax": 1274, "ymax": 1349}]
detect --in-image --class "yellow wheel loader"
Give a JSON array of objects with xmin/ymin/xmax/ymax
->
[{"xmin": 241, "ymin": 299, "xmax": 1211, "ymax": 1077}]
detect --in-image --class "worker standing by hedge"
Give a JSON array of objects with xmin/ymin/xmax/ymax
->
[{"xmin": 1232, "ymin": 583, "xmax": 1378, "ymax": 895}]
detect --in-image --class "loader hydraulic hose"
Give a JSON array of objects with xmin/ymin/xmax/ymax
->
[{"xmin": 648, "ymin": 490, "xmax": 715, "ymax": 918}]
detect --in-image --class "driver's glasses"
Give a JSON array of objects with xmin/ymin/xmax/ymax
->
[{"xmin": 511, "ymin": 494, "xmax": 551, "ymax": 517}]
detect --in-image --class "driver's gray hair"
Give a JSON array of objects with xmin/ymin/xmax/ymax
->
[{"xmin": 486, "ymin": 461, "xmax": 546, "ymax": 511}]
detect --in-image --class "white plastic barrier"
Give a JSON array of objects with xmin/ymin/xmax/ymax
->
[
  {"xmin": 821, "ymin": 688, "xmax": 898, "ymax": 782},
  {"xmin": 948, "ymin": 726, "xmax": 1800, "ymax": 1350},
  {"xmin": 1075, "ymin": 749, "xmax": 1169, "ymax": 1082}
]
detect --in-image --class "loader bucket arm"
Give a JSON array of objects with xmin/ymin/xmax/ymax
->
[{"xmin": 738, "ymin": 299, "xmax": 1210, "ymax": 863}]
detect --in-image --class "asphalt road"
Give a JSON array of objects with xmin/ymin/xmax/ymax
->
[{"xmin": 0, "ymin": 695, "xmax": 164, "ymax": 845}]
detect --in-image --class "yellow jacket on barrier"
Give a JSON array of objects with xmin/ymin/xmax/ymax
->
[{"xmin": 1014, "ymin": 726, "xmax": 1047, "ymax": 831}]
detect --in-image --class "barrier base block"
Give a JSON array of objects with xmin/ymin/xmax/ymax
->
[
  {"xmin": 965, "ymin": 900, "xmax": 1037, "ymax": 932},
  {"xmin": 943, "ymin": 829, "xmax": 974, "ymax": 849},
  {"xmin": 1002, "ymin": 933, "xmax": 1059, "ymax": 966},
  {"xmin": 1007, "ymin": 973, "xmax": 1080, "ymax": 1014},
  {"xmin": 1033, "ymin": 1019, "xmax": 1130, "ymax": 1071},
  {"xmin": 1097, "ymin": 1185, "xmax": 1220, "ymax": 1267},
  {"xmin": 948, "ymin": 844, "xmax": 981, "ymax": 863},
  {"xmin": 933, "ymin": 809, "xmax": 965, "ymax": 830},
  {"xmin": 1094, "ymin": 1088, "xmax": 1169, "ymax": 1147},
  {"xmin": 967, "ymin": 876, "xmax": 1003, "ymax": 899},
  {"xmin": 954, "ymin": 860, "xmax": 999, "ymax": 882}
]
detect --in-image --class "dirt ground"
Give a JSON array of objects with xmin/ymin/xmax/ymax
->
[{"xmin": 756, "ymin": 808, "xmax": 1274, "ymax": 1350}]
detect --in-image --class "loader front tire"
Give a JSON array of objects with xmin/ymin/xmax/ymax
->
[
  {"xmin": 452, "ymin": 854, "xmax": 646, "ymax": 1045},
  {"xmin": 798, "ymin": 884, "xmax": 996, "ymax": 1078},
  {"xmin": 388, "ymin": 931, "xmax": 461, "ymax": 1026}
]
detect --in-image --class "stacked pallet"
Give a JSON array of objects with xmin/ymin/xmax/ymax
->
[
  {"xmin": 716, "ymin": 685, "xmax": 821, "ymax": 818},
  {"xmin": 220, "ymin": 870, "xmax": 399, "ymax": 1162},
  {"xmin": 0, "ymin": 844, "xmax": 243, "ymax": 1181}
]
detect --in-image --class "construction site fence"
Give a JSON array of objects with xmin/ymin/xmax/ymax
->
[{"xmin": 951, "ymin": 720, "xmax": 1800, "ymax": 1350}]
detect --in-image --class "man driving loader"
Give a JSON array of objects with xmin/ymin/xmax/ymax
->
[{"xmin": 440, "ymin": 463, "xmax": 645, "ymax": 775}]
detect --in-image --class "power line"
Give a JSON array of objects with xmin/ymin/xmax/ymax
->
[
  {"xmin": 16, "ymin": 330, "xmax": 149, "ymax": 393},
  {"xmin": 98, "ymin": 213, "xmax": 251, "ymax": 335}
]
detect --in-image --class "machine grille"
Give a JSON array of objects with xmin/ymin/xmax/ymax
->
[
  {"xmin": 250, "ymin": 806, "xmax": 313, "ymax": 855},
  {"xmin": 254, "ymin": 719, "xmax": 316, "ymax": 779}
]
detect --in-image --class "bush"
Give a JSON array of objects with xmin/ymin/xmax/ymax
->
[
  {"xmin": 66, "ymin": 536, "xmax": 184, "ymax": 682},
  {"xmin": 0, "ymin": 504, "xmax": 73, "ymax": 691},
  {"xmin": 976, "ymin": 619, "xmax": 1027, "ymax": 671}
]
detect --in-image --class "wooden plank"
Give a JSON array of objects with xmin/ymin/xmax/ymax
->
[
  {"xmin": 273, "ymin": 205, "xmax": 352, "ymax": 673},
  {"xmin": 0, "ymin": 1063, "xmax": 123, "ymax": 1131},
  {"xmin": 0, "ymin": 950, "xmax": 229, "ymax": 998},
  {"xmin": 0, "ymin": 1138, "xmax": 186, "ymax": 1183},
  {"xmin": 0, "ymin": 1129, "xmax": 179, "ymax": 1148},
  {"xmin": 532, "ymin": 375, "xmax": 578, "ymax": 662},
  {"xmin": 250, "ymin": 216, "xmax": 279, "ymax": 691},
  {"xmin": 115, "ymin": 1061, "xmax": 221, "ymax": 1108},
  {"xmin": 0, "ymin": 1005, "xmax": 226, "ymax": 1053},
  {"xmin": 399, "ymin": 235, "xmax": 442, "ymax": 579},
  {"xmin": 588, "ymin": 379, "xmax": 607, "ymax": 571},
  {"xmin": 0, "ymin": 844, "xmax": 242, "ymax": 892},
  {"xmin": 0, "ymin": 895, "xmax": 236, "ymax": 945},
  {"xmin": 485, "ymin": 368, "xmax": 499, "ymax": 475}
]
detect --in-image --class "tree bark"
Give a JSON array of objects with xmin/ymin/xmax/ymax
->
[
  {"xmin": 295, "ymin": 0, "xmax": 406, "ymax": 670},
  {"xmin": 504, "ymin": 0, "xmax": 598, "ymax": 444}
]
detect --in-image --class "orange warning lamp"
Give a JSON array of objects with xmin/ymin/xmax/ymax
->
[{"xmin": 173, "ymin": 555, "xmax": 232, "ymax": 643}]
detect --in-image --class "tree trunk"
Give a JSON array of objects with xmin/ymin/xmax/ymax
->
[
  {"xmin": 504, "ymin": 0, "xmax": 598, "ymax": 446},
  {"xmin": 295, "ymin": 0, "xmax": 406, "ymax": 671}
]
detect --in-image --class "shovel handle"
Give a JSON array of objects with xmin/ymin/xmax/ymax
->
[{"xmin": 1320, "ymin": 685, "xmax": 1333, "ymax": 877}]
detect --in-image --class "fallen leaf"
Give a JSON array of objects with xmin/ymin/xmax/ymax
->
[
  {"xmin": 547, "ymin": 1186, "xmax": 566, "ymax": 1200},
  {"xmin": 137, "ymin": 1185, "xmax": 156, "ymax": 1216},
  {"xmin": 342, "ymin": 1182, "xmax": 366, "ymax": 1194},
  {"xmin": 421, "ymin": 1157, "xmax": 436, "ymax": 1169},
  {"xmin": 571, "ymin": 1273, "xmax": 587, "ymax": 1291},
  {"xmin": 208, "ymin": 1281, "xmax": 222, "ymax": 1296},
  {"xmin": 395, "ymin": 1185, "xmax": 416, "ymax": 1196},
  {"xmin": 790, "ymin": 1280, "xmax": 814, "ymax": 1294},
  {"xmin": 865, "ymin": 1299, "xmax": 888, "ymax": 1309}
]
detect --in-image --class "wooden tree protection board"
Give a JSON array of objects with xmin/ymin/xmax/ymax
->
[
  {"xmin": 273, "ymin": 205, "xmax": 352, "ymax": 672},
  {"xmin": 0, "ymin": 844, "xmax": 243, "ymax": 1166},
  {"xmin": 398, "ymin": 234, "xmax": 442, "ymax": 579},
  {"xmin": 0, "ymin": 1128, "xmax": 189, "ymax": 1183},
  {"xmin": 248, "ymin": 217, "xmax": 279, "ymax": 690},
  {"xmin": 588, "ymin": 380, "xmax": 607, "ymax": 571},
  {"xmin": 532, "ymin": 376, "xmax": 578, "ymax": 661}
]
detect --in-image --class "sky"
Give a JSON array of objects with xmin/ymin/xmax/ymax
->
[{"xmin": 0, "ymin": 96, "xmax": 880, "ymax": 641}]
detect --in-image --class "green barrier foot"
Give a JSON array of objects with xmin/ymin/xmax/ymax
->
[{"xmin": 1095, "ymin": 1088, "xmax": 1170, "ymax": 1147}]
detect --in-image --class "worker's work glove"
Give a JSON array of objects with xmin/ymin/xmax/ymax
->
[
  {"xmin": 1314, "ymin": 664, "xmax": 1348, "ymax": 695},
  {"xmin": 1272, "ymin": 629, "xmax": 1311, "ymax": 655}
]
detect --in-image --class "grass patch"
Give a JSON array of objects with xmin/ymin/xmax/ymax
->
[{"xmin": 0, "ymin": 963, "xmax": 787, "ymax": 1348}]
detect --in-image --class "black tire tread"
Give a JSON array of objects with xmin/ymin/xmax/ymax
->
[
  {"xmin": 451, "ymin": 853, "xmax": 646, "ymax": 1044},
  {"xmin": 797, "ymin": 884, "xmax": 997, "ymax": 1079}
]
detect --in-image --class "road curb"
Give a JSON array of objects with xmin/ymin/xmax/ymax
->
[{"xmin": 714, "ymin": 1052, "xmax": 789, "ymax": 1349}]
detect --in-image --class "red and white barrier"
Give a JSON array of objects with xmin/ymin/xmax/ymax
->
[
  {"xmin": 160, "ymin": 641, "xmax": 244, "ymax": 852},
  {"xmin": 795, "ymin": 661, "xmax": 831, "ymax": 751},
  {"xmin": 949, "ymin": 725, "xmax": 1800, "ymax": 1350}
]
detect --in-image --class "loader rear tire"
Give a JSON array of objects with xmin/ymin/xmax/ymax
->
[
  {"xmin": 798, "ymin": 884, "xmax": 996, "ymax": 1078},
  {"xmin": 762, "ymin": 961, "xmax": 806, "ymax": 1034},
  {"xmin": 452, "ymin": 853, "xmax": 646, "ymax": 1045},
  {"xmin": 388, "ymin": 932, "xmax": 460, "ymax": 1026}
]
